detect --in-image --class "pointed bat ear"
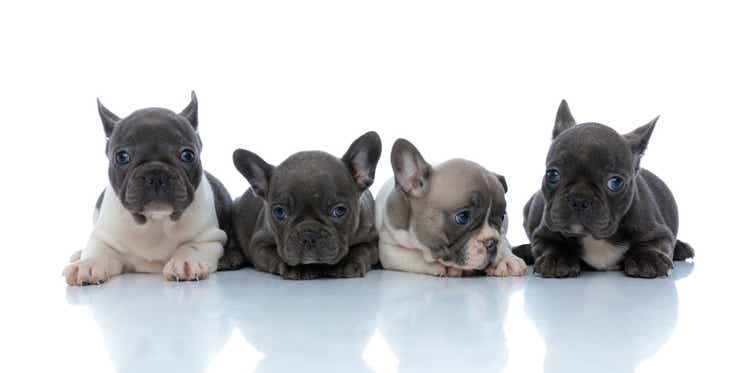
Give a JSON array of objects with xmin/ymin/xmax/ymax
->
[
  {"xmin": 233, "ymin": 149, "xmax": 275, "ymax": 199},
  {"xmin": 624, "ymin": 116, "xmax": 658, "ymax": 170},
  {"xmin": 495, "ymin": 173, "xmax": 508, "ymax": 194},
  {"xmin": 553, "ymin": 99, "xmax": 576, "ymax": 139},
  {"xmin": 180, "ymin": 91, "xmax": 198, "ymax": 130},
  {"xmin": 341, "ymin": 131, "xmax": 382, "ymax": 190},
  {"xmin": 391, "ymin": 138, "xmax": 432, "ymax": 198},
  {"xmin": 97, "ymin": 98, "xmax": 120, "ymax": 138}
]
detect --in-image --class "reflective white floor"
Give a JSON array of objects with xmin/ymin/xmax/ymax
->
[{"xmin": 9, "ymin": 260, "xmax": 747, "ymax": 373}]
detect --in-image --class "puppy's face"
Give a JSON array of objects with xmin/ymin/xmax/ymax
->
[
  {"xmin": 235, "ymin": 132, "xmax": 381, "ymax": 266},
  {"xmin": 542, "ymin": 101, "xmax": 657, "ymax": 239},
  {"xmin": 98, "ymin": 93, "xmax": 203, "ymax": 223},
  {"xmin": 391, "ymin": 140, "xmax": 509, "ymax": 270}
]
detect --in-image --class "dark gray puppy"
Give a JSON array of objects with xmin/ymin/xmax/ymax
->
[
  {"xmin": 64, "ymin": 92, "xmax": 232, "ymax": 285},
  {"xmin": 220, "ymin": 132, "xmax": 382, "ymax": 280},
  {"xmin": 515, "ymin": 100, "xmax": 694, "ymax": 278}
]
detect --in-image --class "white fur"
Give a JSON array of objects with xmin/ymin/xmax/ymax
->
[
  {"xmin": 375, "ymin": 178, "xmax": 526, "ymax": 277},
  {"xmin": 64, "ymin": 174, "xmax": 226, "ymax": 285},
  {"xmin": 580, "ymin": 235, "xmax": 629, "ymax": 270}
]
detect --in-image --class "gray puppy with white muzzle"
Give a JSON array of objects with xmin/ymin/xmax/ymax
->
[
  {"xmin": 376, "ymin": 139, "xmax": 527, "ymax": 277},
  {"xmin": 220, "ymin": 132, "xmax": 382, "ymax": 280},
  {"xmin": 515, "ymin": 100, "xmax": 694, "ymax": 278},
  {"xmin": 64, "ymin": 92, "xmax": 232, "ymax": 285}
]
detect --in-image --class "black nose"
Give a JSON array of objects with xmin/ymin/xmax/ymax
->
[
  {"xmin": 484, "ymin": 238, "xmax": 498, "ymax": 256},
  {"xmin": 567, "ymin": 195, "xmax": 591, "ymax": 212},
  {"xmin": 302, "ymin": 230, "xmax": 321, "ymax": 246},
  {"xmin": 142, "ymin": 172, "xmax": 170, "ymax": 193}
]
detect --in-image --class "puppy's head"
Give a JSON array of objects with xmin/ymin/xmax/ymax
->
[
  {"xmin": 234, "ymin": 132, "xmax": 381, "ymax": 266},
  {"xmin": 542, "ymin": 100, "xmax": 658, "ymax": 238},
  {"xmin": 99, "ymin": 92, "xmax": 203, "ymax": 224},
  {"xmin": 390, "ymin": 139, "xmax": 509, "ymax": 270}
]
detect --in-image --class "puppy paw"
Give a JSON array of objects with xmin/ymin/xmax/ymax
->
[
  {"xmin": 534, "ymin": 253, "xmax": 581, "ymax": 278},
  {"xmin": 279, "ymin": 264, "xmax": 323, "ymax": 280},
  {"xmin": 63, "ymin": 258, "xmax": 111, "ymax": 286},
  {"xmin": 217, "ymin": 249, "xmax": 246, "ymax": 271},
  {"xmin": 444, "ymin": 267, "xmax": 465, "ymax": 278},
  {"xmin": 487, "ymin": 254, "xmax": 528, "ymax": 277},
  {"xmin": 328, "ymin": 258, "xmax": 371, "ymax": 278},
  {"xmin": 163, "ymin": 256, "xmax": 209, "ymax": 281},
  {"xmin": 623, "ymin": 250, "xmax": 672, "ymax": 278}
]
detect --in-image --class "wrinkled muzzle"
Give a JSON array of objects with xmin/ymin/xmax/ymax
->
[
  {"xmin": 119, "ymin": 162, "xmax": 194, "ymax": 221},
  {"xmin": 546, "ymin": 192, "xmax": 613, "ymax": 238},
  {"xmin": 281, "ymin": 221, "xmax": 345, "ymax": 265}
]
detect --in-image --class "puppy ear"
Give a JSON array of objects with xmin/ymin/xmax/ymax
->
[
  {"xmin": 624, "ymin": 116, "xmax": 658, "ymax": 169},
  {"xmin": 180, "ymin": 91, "xmax": 199, "ymax": 130},
  {"xmin": 97, "ymin": 98, "xmax": 120, "ymax": 138},
  {"xmin": 233, "ymin": 149, "xmax": 275, "ymax": 198},
  {"xmin": 341, "ymin": 131, "xmax": 382, "ymax": 190},
  {"xmin": 391, "ymin": 138, "xmax": 432, "ymax": 197},
  {"xmin": 553, "ymin": 99, "xmax": 576, "ymax": 139},
  {"xmin": 494, "ymin": 173, "xmax": 508, "ymax": 194}
]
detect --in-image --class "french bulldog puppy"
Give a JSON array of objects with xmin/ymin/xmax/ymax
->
[
  {"xmin": 516, "ymin": 100, "xmax": 694, "ymax": 278},
  {"xmin": 220, "ymin": 132, "xmax": 382, "ymax": 280},
  {"xmin": 63, "ymin": 92, "xmax": 232, "ymax": 285},
  {"xmin": 375, "ymin": 138, "xmax": 527, "ymax": 277}
]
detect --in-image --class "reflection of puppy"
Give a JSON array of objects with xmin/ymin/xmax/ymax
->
[
  {"xmin": 517, "ymin": 101, "xmax": 694, "ymax": 278},
  {"xmin": 221, "ymin": 132, "xmax": 382, "ymax": 280},
  {"xmin": 376, "ymin": 139, "xmax": 526, "ymax": 277},
  {"xmin": 64, "ymin": 93, "xmax": 231, "ymax": 285},
  {"xmin": 523, "ymin": 264, "xmax": 691, "ymax": 373},
  {"xmin": 220, "ymin": 271, "xmax": 381, "ymax": 372},
  {"xmin": 377, "ymin": 272, "xmax": 520, "ymax": 371},
  {"xmin": 66, "ymin": 276, "xmax": 232, "ymax": 373}
]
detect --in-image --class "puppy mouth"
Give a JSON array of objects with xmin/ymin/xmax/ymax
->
[{"xmin": 279, "ymin": 226, "xmax": 345, "ymax": 265}]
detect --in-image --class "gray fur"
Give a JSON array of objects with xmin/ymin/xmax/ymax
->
[
  {"xmin": 519, "ymin": 100, "xmax": 694, "ymax": 278},
  {"xmin": 388, "ymin": 138, "xmax": 508, "ymax": 267},
  {"xmin": 221, "ymin": 132, "xmax": 382, "ymax": 280},
  {"xmin": 97, "ymin": 92, "xmax": 232, "ymax": 236}
]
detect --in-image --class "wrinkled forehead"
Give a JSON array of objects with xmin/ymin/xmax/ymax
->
[
  {"xmin": 270, "ymin": 151, "xmax": 357, "ymax": 202},
  {"xmin": 427, "ymin": 160, "xmax": 501, "ymax": 209},
  {"xmin": 547, "ymin": 124, "xmax": 633, "ymax": 172},
  {"xmin": 110, "ymin": 109, "xmax": 198, "ymax": 147}
]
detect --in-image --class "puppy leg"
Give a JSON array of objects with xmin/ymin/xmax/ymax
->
[
  {"xmin": 328, "ymin": 241, "xmax": 379, "ymax": 278},
  {"xmin": 380, "ymin": 242, "xmax": 449, "ymax": 277},
  {"xmin": 63, "ymin": 237, "xmax": 124, "ymax": 286},
  {"xmin": 486, "ymin": 238, "xmax": 527, "ymax": 277},
  {"xmin": 531, "ymin": 236, "xmax": 581, "ymax": 278},
  {"xmin": 163, "ymin": 240, "xmax": 223, "ymax": 281},
  {"xmin": 623, "ymin": 238, "xmax": 674, "ymax": 278}
]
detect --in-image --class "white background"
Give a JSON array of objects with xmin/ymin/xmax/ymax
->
[{"xmin": 1, "ymin": 1, "xmax": 748, "ymax": 372}]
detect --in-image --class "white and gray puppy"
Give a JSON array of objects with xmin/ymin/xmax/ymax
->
[
  {"xmin": 63, "ymin": 92, "xmax": 232, "ymax": 286},
  {"xmin": 375, "ymin": 139, "xmax": 527, "ymax": 277}
]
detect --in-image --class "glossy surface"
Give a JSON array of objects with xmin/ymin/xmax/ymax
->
[{"xmin": 9, "ymin": 261, "xmax": 746, "ymax": 373}]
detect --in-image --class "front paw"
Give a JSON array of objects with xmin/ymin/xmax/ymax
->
[
  {"xmin": 163, "ymin": 256, "xmax": 209, "ymax": 281},
  {"xmin": 279, "ymin": 264, "xmax": 323, "ymax": 280},
  {"xmin": 623, "ymin": 250, "xmax": 672, "ymax": 278},
  {"xmin": 217, "ymin": 249, "xmax": 246, "ymax": 271},
  {"xmin": 486, "ymin": 254, "xmax": 528, "ymax": 277},
  {"xmin": 327, "ymin": 257, "xmax": 371, "ymax": 278},
  {"xmin": 534, "ymin": 252, "xmax": 581, "ymax": 278},
  {"xmin": 64, "ymin": 258, "xmax": 111, "ymax": 286}
]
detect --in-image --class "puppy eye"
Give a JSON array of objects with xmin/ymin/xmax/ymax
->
[
  {"xmin": 115, "ymin": 151, "xmax": 130, "ymax": 165},
  {"xmin": 180, "ymin": 149, "xmax": 196, "ymax": 163},
  {"xmin": 330, "ymin": 205, "xmax": 348, "ymax": 218},
  {"xmin": 454, "ymin": 210, "xmax": 471, "ymax": 225},
  {"xmin": 271, "ymin": 206, "xmax": 287, "ymax": 221},
  {"xmin": 607, "ymin": 176, "xmax": 625, "ymax": 192},
  {"xmin": 546, "ymin": 169, "xmax": 561, "ymax": 185}
]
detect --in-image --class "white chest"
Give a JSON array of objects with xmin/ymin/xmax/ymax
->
[
  {"xmin": 93, "ymin": 176, "xmax": 222, "ymax": 263},
  {"xmin": 580, "ymin": 236, "xmax": 629, "ymax": 270}
]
